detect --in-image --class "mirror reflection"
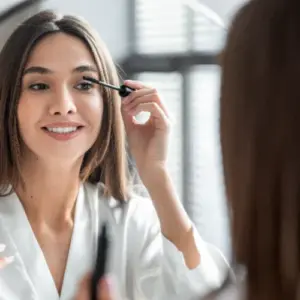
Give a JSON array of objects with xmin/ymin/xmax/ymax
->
[{"xmin": 0, "ymin": 0, "xmax": 244, "ymax": 299}]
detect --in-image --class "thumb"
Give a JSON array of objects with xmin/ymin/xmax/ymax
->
[
  {"xmin": 98, "ymin": 276, "xmax": 117, "ymax": 300},
  {"xmin": 74, "ymin": 273, "xmax": 91, "ymax": 300},
  {"xmin": 121, "ymin": 104, "xmax": 135, "ymax": 132}
]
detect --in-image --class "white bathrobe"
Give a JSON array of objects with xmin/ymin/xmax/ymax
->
[{"xmin": 0, "ymin": 182, "xmax": 228, "ymax": 300}]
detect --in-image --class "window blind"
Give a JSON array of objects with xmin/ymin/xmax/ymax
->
[
  {"xmin": 192, "ymin": 12, "xmax": 224, "ymax": 52},
  {"xmin": 134, "ymin": 0, "xmax": 225, "ymax": 54},
  {"xmin": 134, "ymin": 0, "xmax": 189, "ymax": 54},
  {"xmin": 188, "ymin": 65, "xmax": 230, "ymax": 258}
]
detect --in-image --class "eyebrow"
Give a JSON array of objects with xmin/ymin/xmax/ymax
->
[{"xmin": 23, "ymin": 64, "xmax": 98, "ymax": 76}]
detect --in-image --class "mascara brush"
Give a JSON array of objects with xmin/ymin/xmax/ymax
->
[{"xmin": 83, "ymin": 76, "xmax": 135, "ymax": 97}]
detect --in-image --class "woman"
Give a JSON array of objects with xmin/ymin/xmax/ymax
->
[
  {"xmin": 0, "ymin": 10, "xmax": 228, "ymax": 300},
  {"xmin": 214, "ymin": 0, "xmax": 300, "ymax": 299}
]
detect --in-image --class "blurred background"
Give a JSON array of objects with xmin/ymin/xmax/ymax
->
[{"xmin": 0, "ymin": 0, "xmax": 246, "ymax": 260}]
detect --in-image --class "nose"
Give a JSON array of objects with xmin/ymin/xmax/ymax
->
[{"xmin": 49, "ymin": 86, "xmax": 77, "ymax": 116}]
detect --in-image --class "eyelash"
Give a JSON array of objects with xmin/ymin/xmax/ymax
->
[
  {"xmin": 29, "ymin": 83, "xmax": 49, "ymax": 91},
  {"xmin": 28, "ymin": 81, "xmax": 95, "ymax": 92},
  {"xmin": 76, "ymin": 81, "xmax": 95, "ymax": 91}
]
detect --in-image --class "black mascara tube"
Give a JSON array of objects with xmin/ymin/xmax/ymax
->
[
  {"xmin": 91, "ymin": 223, "xmax": 109, "ymax": 300},
  {"xmin": 83, "ymin": 76, "xmax": 135, "ymax": 97}
]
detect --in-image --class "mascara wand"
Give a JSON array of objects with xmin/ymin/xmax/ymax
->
[
  {"xmin": 91, "ymin": 223, "xmax": 109, "ymax": 300},
  {"xmin": 83, "ymin": 76, "xmax": 135, "ymax": 97}
]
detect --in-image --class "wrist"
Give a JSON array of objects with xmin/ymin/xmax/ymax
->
[{"xmin": 140, "ymin": 163, "xmax": 169, "ymax": 191}]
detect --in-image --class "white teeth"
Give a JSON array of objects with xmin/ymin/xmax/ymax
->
[{"xmin": 46, "ymin": 127, "xmax": 78, "ymax": 134}]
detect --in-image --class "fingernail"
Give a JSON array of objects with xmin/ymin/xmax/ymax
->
[
  {"xmin": 0, "ymin": 256, "xmax": 14, "ymax": 268},
  {"xmin": 0, "ymin": 244, "xmax": 6, "ymax": 252},
  {"xmin": 101, "ymin": 276, "xmax": 113, "ymax": 290}
]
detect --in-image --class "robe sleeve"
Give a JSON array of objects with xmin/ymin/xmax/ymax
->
[{"xmin": 128, "ymin": 196, "xmax": 230, "ymax": 300}]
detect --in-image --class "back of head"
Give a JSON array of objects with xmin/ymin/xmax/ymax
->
[
  {"xmin": 0, "ymin": 10, "xmax": 129, "ymax": 200},
  {"xmin": 220, "ymin": 0, "xmax": 300, "ymax": 299}
]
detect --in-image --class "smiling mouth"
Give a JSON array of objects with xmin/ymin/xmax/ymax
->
[{"xmin": 42, "ymin": 126, "xmax": 84, "ymax": 134}]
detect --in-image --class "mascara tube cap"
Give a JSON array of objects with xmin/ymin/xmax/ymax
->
[{"xmin": 119, "ymin": 85, "xmax": 134, "ymax": 97}]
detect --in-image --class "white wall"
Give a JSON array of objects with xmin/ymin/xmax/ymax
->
[
  {"xmin": 0, "ymin": 0, "xmax": 23, "ymax": 13},
  {"xmin": 0, "ymin": 0, "xmax": 130, "ymax": 61},
  {"xmin": 0, "ymin": 2, "xmax": 41, "ymax": 50},
  {"xmin": 43, "ymin": 0, "xmax": 131, "ymax": 61}
]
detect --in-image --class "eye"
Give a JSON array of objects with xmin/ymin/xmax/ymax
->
[
  {"xmin": 76, "ymin": 81, "xmax": 95, "ymax": 91},
  {"xmin": 29, "ymin": 83, "xmax": 49, "ymax": 91}
]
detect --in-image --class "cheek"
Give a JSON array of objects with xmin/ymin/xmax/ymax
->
[
  {"xmin": 17, "ymin": 95, "xmax": 42, "ymax": 140},
  {"xmin": 17, "ymin": 96, "xmax": 33, "ymax": 132},
  {"xmin": 92, "ymin": 104, "xmax": 104, "ymax": 136},
  {"xmin": 82, "ymin": 96, "xmax": 104, "ymax": 130}
]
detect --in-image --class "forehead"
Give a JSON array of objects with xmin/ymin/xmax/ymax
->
[{"xmin": 25, "ymin": 32, "xmax": 96, "ymax": 69}]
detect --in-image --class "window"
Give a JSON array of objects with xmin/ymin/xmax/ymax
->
[
  {"xmin": 134, "ymin": 0, "xmax": 225, "ymax": 54},
  {"xmin": 189, "ymin": 66, "xmax": 230, "ymax": 257}
]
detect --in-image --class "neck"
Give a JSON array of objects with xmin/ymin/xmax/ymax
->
[{"xmin": 16, "ymin": 155, "xmax": 83, "ymax": 230}]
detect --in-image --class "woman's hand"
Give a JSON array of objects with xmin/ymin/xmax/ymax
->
[
  {"xmin": 121, "ymin": 81, "xmax": 200, "ymax": 268},
  {"xmin": 74, "ymin": 274, "xmax": 117, "ymax": 300},
  {"xmin": 121, "ymin": 80, "xmax": 171, "ymax": 185},
  {"xmin": 0, "ymin": 244, "xmax": 14, "ymax": 269}
]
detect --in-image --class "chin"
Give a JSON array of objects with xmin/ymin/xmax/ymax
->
[
  {"xmin": 23, "ymin": 139, "xmax": 94, "ymax": 167},
  {"xmin": 48, "ymin": 150, "xmax": 86, "ymax": 161},
  {"xmin": 30, "ymin": 148, "xmax": 86, "ymax": 167}
]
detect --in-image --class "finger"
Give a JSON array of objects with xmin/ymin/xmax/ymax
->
[
  {"xmin": 98, "ymin": 277, "xmax": 116, "ymax": 300},
  {"xmin": 129, "ymin": 102, "xmax": 170, "ymax": 130},
  {"xmin": 123, "ymin": 80, "xmax": 151, "ymax": 90},
  {"xmin": 123, "ymin": 92, "xmax": 167, "ymax": 117},
  {"xmin": 121, "ymin": 107, "xmax": 135, "ymax": 131},
  {"xmin": 123, "ymin": 82, "xmax": 170, "ymax": 118},
  {"xmin": 0, "ymin": 256, "xmax": 14, "ymax": 269},
  {"xmin": 74, "ymin": 273, "xmax": 91, "ymax": 300},
  {"xmin": 125, "ymin": 93, "xmax": 170, "ymax": 119},
  {"xmin": 122, "ymin": 88, "xmax": 155, "ymax": 105}
]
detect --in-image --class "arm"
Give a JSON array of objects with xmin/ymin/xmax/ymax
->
[
  {"xmin": 143, "ymin": 165, "xmax": 200, "ymax": 269},
  {"xmin": 122, "ymin": 80, "xmax": 229, "ymax": 298},
  {"xmin": 129, "ymin": 194, "xmax": 229, "ymax": 300}
]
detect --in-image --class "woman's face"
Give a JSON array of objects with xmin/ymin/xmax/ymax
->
[{"xmin": 18, "ymin": 32, "xmax": 103, "ymax": 164}]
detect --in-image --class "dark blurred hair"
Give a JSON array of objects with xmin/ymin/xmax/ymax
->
[
  {"xmin": 220, "ymin": 0, "xmax": 300, "ymax": 299},
  {"xmin": 0, "ymin": 10, "xmax": 129, "ymax": 201}
]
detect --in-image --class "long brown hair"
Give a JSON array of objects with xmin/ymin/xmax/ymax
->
[
  {"xmin": 220, "ymin": 0, "xmax": 300, "ymax": 299},
  {"xmin": 0, "ymin": 10, "xmax": 129, "ymax": 201}
]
